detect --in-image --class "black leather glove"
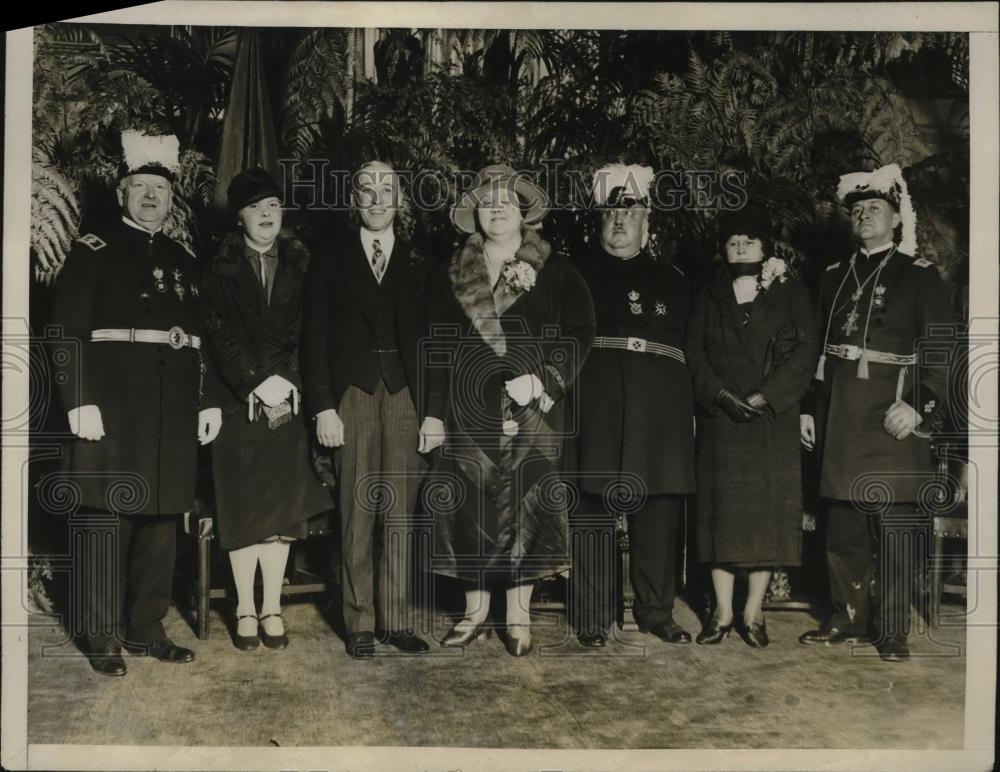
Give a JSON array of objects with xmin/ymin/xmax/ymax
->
[
  {"xmin": 715, "ymin": 388, "xmax": 763, "ymax": 422},
  {"xmin": 746, "ymin": 391, "xmax": 771, "ymax": 416}
]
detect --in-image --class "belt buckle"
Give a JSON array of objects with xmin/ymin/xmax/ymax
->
[
  {"xmin": 841, "ymin": 344, "xmax": 860, "ymax": 360},
  {"xmin": 167, "ymin": 326, "xmax": 186, "ymax": 350},
  {"xmin": 626, "ymin": 337, "xmax": 646, "ymax": 353}
]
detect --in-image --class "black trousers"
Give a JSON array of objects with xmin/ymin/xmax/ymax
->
[
  {"xmin": 571, "ymin": 492, "xmax": 684, "ymax": 634},
  {"xmin": 825, "ymin": 501, "xmax": 931, "ymax": 641},
  {"xmin": 72, "ymin": 508, "xmax": 178, "ymax": 650}
]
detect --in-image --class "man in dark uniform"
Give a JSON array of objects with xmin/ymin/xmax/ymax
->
[
  {"xmin": 800, "ymin": 163, "xmax": 953, "ymax": 662},
  {"xmin": 50, "ymin": 130, "xmax": 221, "ymax": 676},
  {"xmin": 301, "ymin": 161, "xmax": 435, "ymax": 659},
  {"xmin": 571, "ymin": 163, "xmax": 696, "ymax": 647}
]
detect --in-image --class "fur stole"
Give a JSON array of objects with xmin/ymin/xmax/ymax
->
[
  {"xmin": 448, "ymin": 228, "xmax": 551, "ymax": 356},
  {"xmin": 211, "ymin": 229, "xmax": 311, "ymax": 277}
]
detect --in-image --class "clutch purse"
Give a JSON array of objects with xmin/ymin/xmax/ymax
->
[{"xmin": 260, "ymin": 400, "xmax": 293, "ymax": 430}]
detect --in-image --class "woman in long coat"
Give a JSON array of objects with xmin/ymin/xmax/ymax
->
[
  {"xmin": 201, "ymin": 168, "xmax": 331, "ymax": 651},
  {"xmin": 426, "ymin": 165, "xmax": 595, "ymax": 656},
  {"xmin": 685, "ymin": 204, "xmax": 818, "ymax": 647}
]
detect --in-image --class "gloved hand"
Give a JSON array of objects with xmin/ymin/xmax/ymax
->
[
  {"xmin": 505, "ymin": 373, "xmax": 543, "ymax": 406},
  {"xmin": 198, "ymin": 408, "xmax": 222, "ymax": 445},
  {"xmin": 418, "ymin": 417, "xmax": 445, "ymax": 453},
  {"xmin": 746, "ymin": 391, "xmax": 771, "ymax": 414},
  {"xmin": 253, "ymin": 374, "xmax": 296, "ymax": 408},
  {"xmin": 715, "ymin": 388, "xmax": 762, "ymax": 423},
  {"xmin": 884, "ymin": 400, "xmax": 922, "ymax": 440},
  {"xmin": 68, "ymin": 405, "xmax": 105, "ymax": 441}
]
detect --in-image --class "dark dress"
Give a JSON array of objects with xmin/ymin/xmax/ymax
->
[
  {"xmin": 426, "ymin": 229, "xmax": 596, "ymax": 583},
  {"xmin": 201, "ymin": 231, "xmax": 331, "ymax": 550},
  {"xmin": 686, "ymin": 267, "xmax": 819, "ymax": 567}
]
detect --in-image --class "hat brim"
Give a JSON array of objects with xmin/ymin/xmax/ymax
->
[
  {"xmin": 843, "ymin": 190, "xmax": 899, "ymax": 210},
  {"xmin": 232, "ymin": 187, "xmax": 283, "ymax": 212},
  {"xmin": 119, "ymin": 163, "xmax": 176, "ymax": 183},
  {"xmin": 451, "ymin": 176, "xmax": 549, "ymax": 235}
]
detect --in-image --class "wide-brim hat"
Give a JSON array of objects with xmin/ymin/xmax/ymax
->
[
  {"xmin": 117, "ymin": 130, "xmax": 180, "ymax": 182},
  {"xmin": 451, "ymin": 164, "xmax": 549, "ymax": 235},
  {"xmin": 717, "ymin": 203, "xmax": 773, "ymax": 243},
  {"xmin": 227, "ymin": 167, "xmax": 283, "ymax": 212}
]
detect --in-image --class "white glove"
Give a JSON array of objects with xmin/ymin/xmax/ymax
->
[
  {"xmin": 505, "ymin": 374, "xmax": 544, "ymax": 407},
  {"xmin": 68, "ymin": 405, "xmax": 105, "ymax": 441},
  {"xmin": 418, "ymin": 417, "xmax": 445, "ymax": 453},
  {"xmin": 198, "ymin": 407, "xmax": 222, "ymax": 445},
  {"xmin": 316, "ymin": 409, "xmax": 345, "ymax": 448},
  {"xmin": 800, "ymin": 414, "xmax": 815, "ymax": 450},
  {"xmin": 253, "ymin": 374, "xmax": 296, "ymax": 408},
  {"xmin": 884, "ymin": 400, "xmax": 923, "ymax": 441}
]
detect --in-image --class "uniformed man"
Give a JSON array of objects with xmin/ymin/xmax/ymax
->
[
  {"xmin": 50, "ymin": 130, "xmax": 221, "ymax": 676},
  {"xmin": 571, "ymin": 163, "xmax": 696, "ymax": 647},
  {"xmin": 799, "ymin": 163, "xmax": 953, "ymax": 662}
]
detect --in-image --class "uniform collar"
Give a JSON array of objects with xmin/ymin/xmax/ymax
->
[
  {"xmin": 859, "ymin": 241, "xmax": 895, "ymax": 258},
  {"xmin": 121, "ymin": 215, "xmax": 163, "ymax": 235}
]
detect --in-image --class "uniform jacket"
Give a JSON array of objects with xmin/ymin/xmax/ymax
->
[
  {"xmin": 49, "ymin": 218, "xmax": 205, "ymax": 515},
  {"xmin": 809, "ymin": 246, "xmax": 954, "ymax": 503},
  {"xmin": 575, "ymin": 248, "xmax": 696, "ymax": 495},
  {"xmin": 299, "ymin": 229, "xmax": 431, "ymax": 416}
]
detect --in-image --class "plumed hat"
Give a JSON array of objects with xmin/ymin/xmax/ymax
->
[
  {"xmin": 837, "ymin": 163, "xmax": 917, "ymax": 255},
  {"xmin": 118, "ymin": 130, "xmax": 180, "ymax": 182},
  {"xmin": 592, "ymin": 163, "xmax": 654, "ymax": 208}
]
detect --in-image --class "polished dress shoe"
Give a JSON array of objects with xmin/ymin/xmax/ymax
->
[
  {"xmin": 233, "ymin": 614, "xmax": 260, "ymax": 651},
  {"xmin": 646, "ymin": 621, "xmax": 692, "ymax": 644},
  {"xmin": 503, "ymin": 625, "xmax": 533, "ymax": 657},
  {"xmin": 88, "ymin": 645, "xmax": 127, "ymax": 677},
  {"xmin": 124, "ymin": 638, "xmax": 195, "ymax": 663},
  {"xmin": 440, "ymin": 620, "xmax": 492, "ymax": 648},
  {"xmin": 577, "ymin": 631, "xmax": 608, "ymax": 648},
  {"xmin": 798, "ymin": 626, "xmax": 871, "ymax": 646},
  {"xmin": 877, "ymin": 636, "xmax": 910, "ymax": 662},
  {"xmin": 738, "ymin": 618, "xmax": 770, "ymax": 648},
  {"xmin": 378, "ymin": 630, "xmax": 430, "ymax": 653},
  {"xmin": 696, "ymin": 617, "xmax": 735, "ymax": 645},
  {"xmin": 346, "ymin": 631, "xmax": 376, "ymax": 659},
  {"xmin": 259, "ymin": 613, "xmax": 289, "ymax": 650}
]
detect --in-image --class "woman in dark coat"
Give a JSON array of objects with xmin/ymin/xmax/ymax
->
[
  {"xmin": 685, "ymin": 204, "xmax": 819, "ymax": 647},
  {"xmin": 426, "ymin": 165, "xmax": 595, "ymax": 656},
  {"xmin": 201, "ymin": 168, "xmax": 331, "ymax": 651}
]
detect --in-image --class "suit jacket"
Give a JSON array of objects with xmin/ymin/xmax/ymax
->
[{"xmin": 300, "ymin": 228, "xmax": 431, "ymax": 415}]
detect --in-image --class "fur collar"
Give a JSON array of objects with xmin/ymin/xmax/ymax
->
[
  {"xmin": 211, "ymin": 229, "xmax": 311, "ymax": 277},
  {"xmin": 448, "ymin": 228, "xmax": 551, "ymax": 356}
]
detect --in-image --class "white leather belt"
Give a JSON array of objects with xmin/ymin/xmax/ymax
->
[
  {"xmin": 824, "ymin": 343, "xmax": 915, "ymax": 366},
  {"xmin": 91, "ymin": 327, "xmax": 201, "ymax": 351},
  {"xmin": 593, "ymin": 336, "xmax": 686, "ymax": 364}
]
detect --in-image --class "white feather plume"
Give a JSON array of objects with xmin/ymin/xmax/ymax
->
[
  {"xmin": 592, "ymin": 163, "xmax": 654, "ymax": 205},
  {"xmin": 837, "ymin": 163, "xmax": 918, "ymax": 255},
  {"xmin": 121, "ymin": 130, "xmax": 180, "ymax": 175}
]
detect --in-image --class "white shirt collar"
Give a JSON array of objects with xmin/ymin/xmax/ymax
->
[
  {"xmin": 360, "ymin": 226, "xmax": 394, "ymax": 259},
  {"xmin": 860, "ymin": 241, "xmax": 895, "ymax": 257},
  {"xmin": 122, "ymin": 215, "xmax": 162, "ymax": 235}
]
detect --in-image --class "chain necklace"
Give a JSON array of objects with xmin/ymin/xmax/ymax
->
[{"xmin": 841, "ymin": 246, "xmax": 895, "ymax": 335}]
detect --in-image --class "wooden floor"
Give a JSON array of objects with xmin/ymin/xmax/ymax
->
[{"xmin": 25, "ymin": 597, "xmax": 967, "ymax": 751}]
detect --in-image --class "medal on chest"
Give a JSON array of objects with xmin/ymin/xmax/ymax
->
[
  {"xmin": 840, "ymin": 250, "xmax": 894, "ymax": 335},
  {"xmin": 654, "ymin": 301, "xmax": 667, "ymax": 317},
  {"xmin": 152, "ymin": 266, "xmax": 167, "ymax": 293},
  {"xmin": 172, "ymin": 268, "xmax": 186, "ymax": 301},
  {"xmin": 628, "ymin": 289, "xmax": 642, "ymax": 315}
]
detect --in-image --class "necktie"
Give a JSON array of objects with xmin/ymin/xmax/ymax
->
[
  {"xmin": 259, "ymin": 252, "xmax": 278, "ymax": 304},
  {"xmin": 371, "ymin": 239, "xmax": 387, "ymax": 281}
]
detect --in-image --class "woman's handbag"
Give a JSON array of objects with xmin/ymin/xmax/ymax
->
[{"xmin": 763, "ymin": 323, "xmax": 802, "ymax": 378}]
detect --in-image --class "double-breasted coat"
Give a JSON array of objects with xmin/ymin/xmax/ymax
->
[
  {"xmin": 575, "ymin": 249, "xmax": 696, "ymax": 496},
  {"xmin": 200, "ymin": 231, "xmax": 331, "ymax": 550},
  {"xmin": 427, "ymin": 228, "xmax": 596, "ymax": 583},
  {"xmin": 811, "ymin": 246, "xmax": 953, "ymax": 504},
  {"xmin": 50, "ymin": 218, "xmax": 205, "ymax": 515},
  {"xmin": 686, "ymin": 266, "xmax": 819, "ymax": 566}
]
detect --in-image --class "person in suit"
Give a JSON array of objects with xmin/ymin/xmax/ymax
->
[
  {"xmin": 426, "ymin": 164, "xmax": 595, "ymax": 656},
  {"xmin": 799, "ymin": 164, "xmax": 953, "ymax": 662},
  {"xmin": 685, "ymin": 204, "xmax": 819, "ymax": 647},
  {"xmin": 300, "ymin": 160, "xmax": 435, "ymax": 659},
  {"xmin": 571, "ymin": 163, "xmax": 695, "ymax": 648},
  {"xmin": 200, "ymin": 167, "xmax": 333, "ymax": 651},
  {"xmin": 49, "ymin": 130, "xmax": 221, "ymax": 676}
]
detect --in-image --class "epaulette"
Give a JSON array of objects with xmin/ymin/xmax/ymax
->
[
  {"xmin": 78, "ymin": 233, "xmax": 106, "ymax": 251},
  {"xmin": 825, "ymin": 261, "xmax": 841, "ymax": 271},
  {"xmin": 181, "ymin": 243, "xmax": 197, "ymax": 260},
  {"xmin": 913, "ymin": 257, "xmax": 933, "ymax": 268}
]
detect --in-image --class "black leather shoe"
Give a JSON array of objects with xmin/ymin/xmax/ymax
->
[
  {"xmin": 798, "ymin": 626, "xmax": 871, "ymax": 646},
  {"xmin": 378, "ymin": 630, "xmax": 430, "ymax": 653},
  {"xmin": 577, "ymin": 631, "xmax": 608, "ymax": 648},
  {"xmin": 440, "ymin": 620, "xmax": 492, "ymax": 648},
  {"xmin": 646, "ymin": 622, "xmax": 692, "ymax": 644},
  {"xmin": 877, "ymin": 637, "xmax": 910, "ymax": 662},
  {"xmin": 696, "ymin": 618, "xmax": 735, "ymax": 645},
  {"xmin": 124, "ymin": 638, "xmax": 195, "ymax": 663},
  {"xmin": 88, "ymin": 645, "xmax": 127, "ymax": 677},
  {"xmin": 233, "ymin": 614, "xmax": 260, "ymax": 651},
  {"xmin": 739, "ymin": 618, "xmax": 770, "ymax": 648},
  {"xmin": 259, "ymin": 614, "xmax": 289, "ymax": 650},
  {"xmin": 346, "ymin": 631, "xmax": 376, "ymax": 659}
]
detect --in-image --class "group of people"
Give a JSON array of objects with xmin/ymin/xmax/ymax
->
[{"xmin": 50, "ymin": 130, "xmax": 953, "ymax": 677}]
